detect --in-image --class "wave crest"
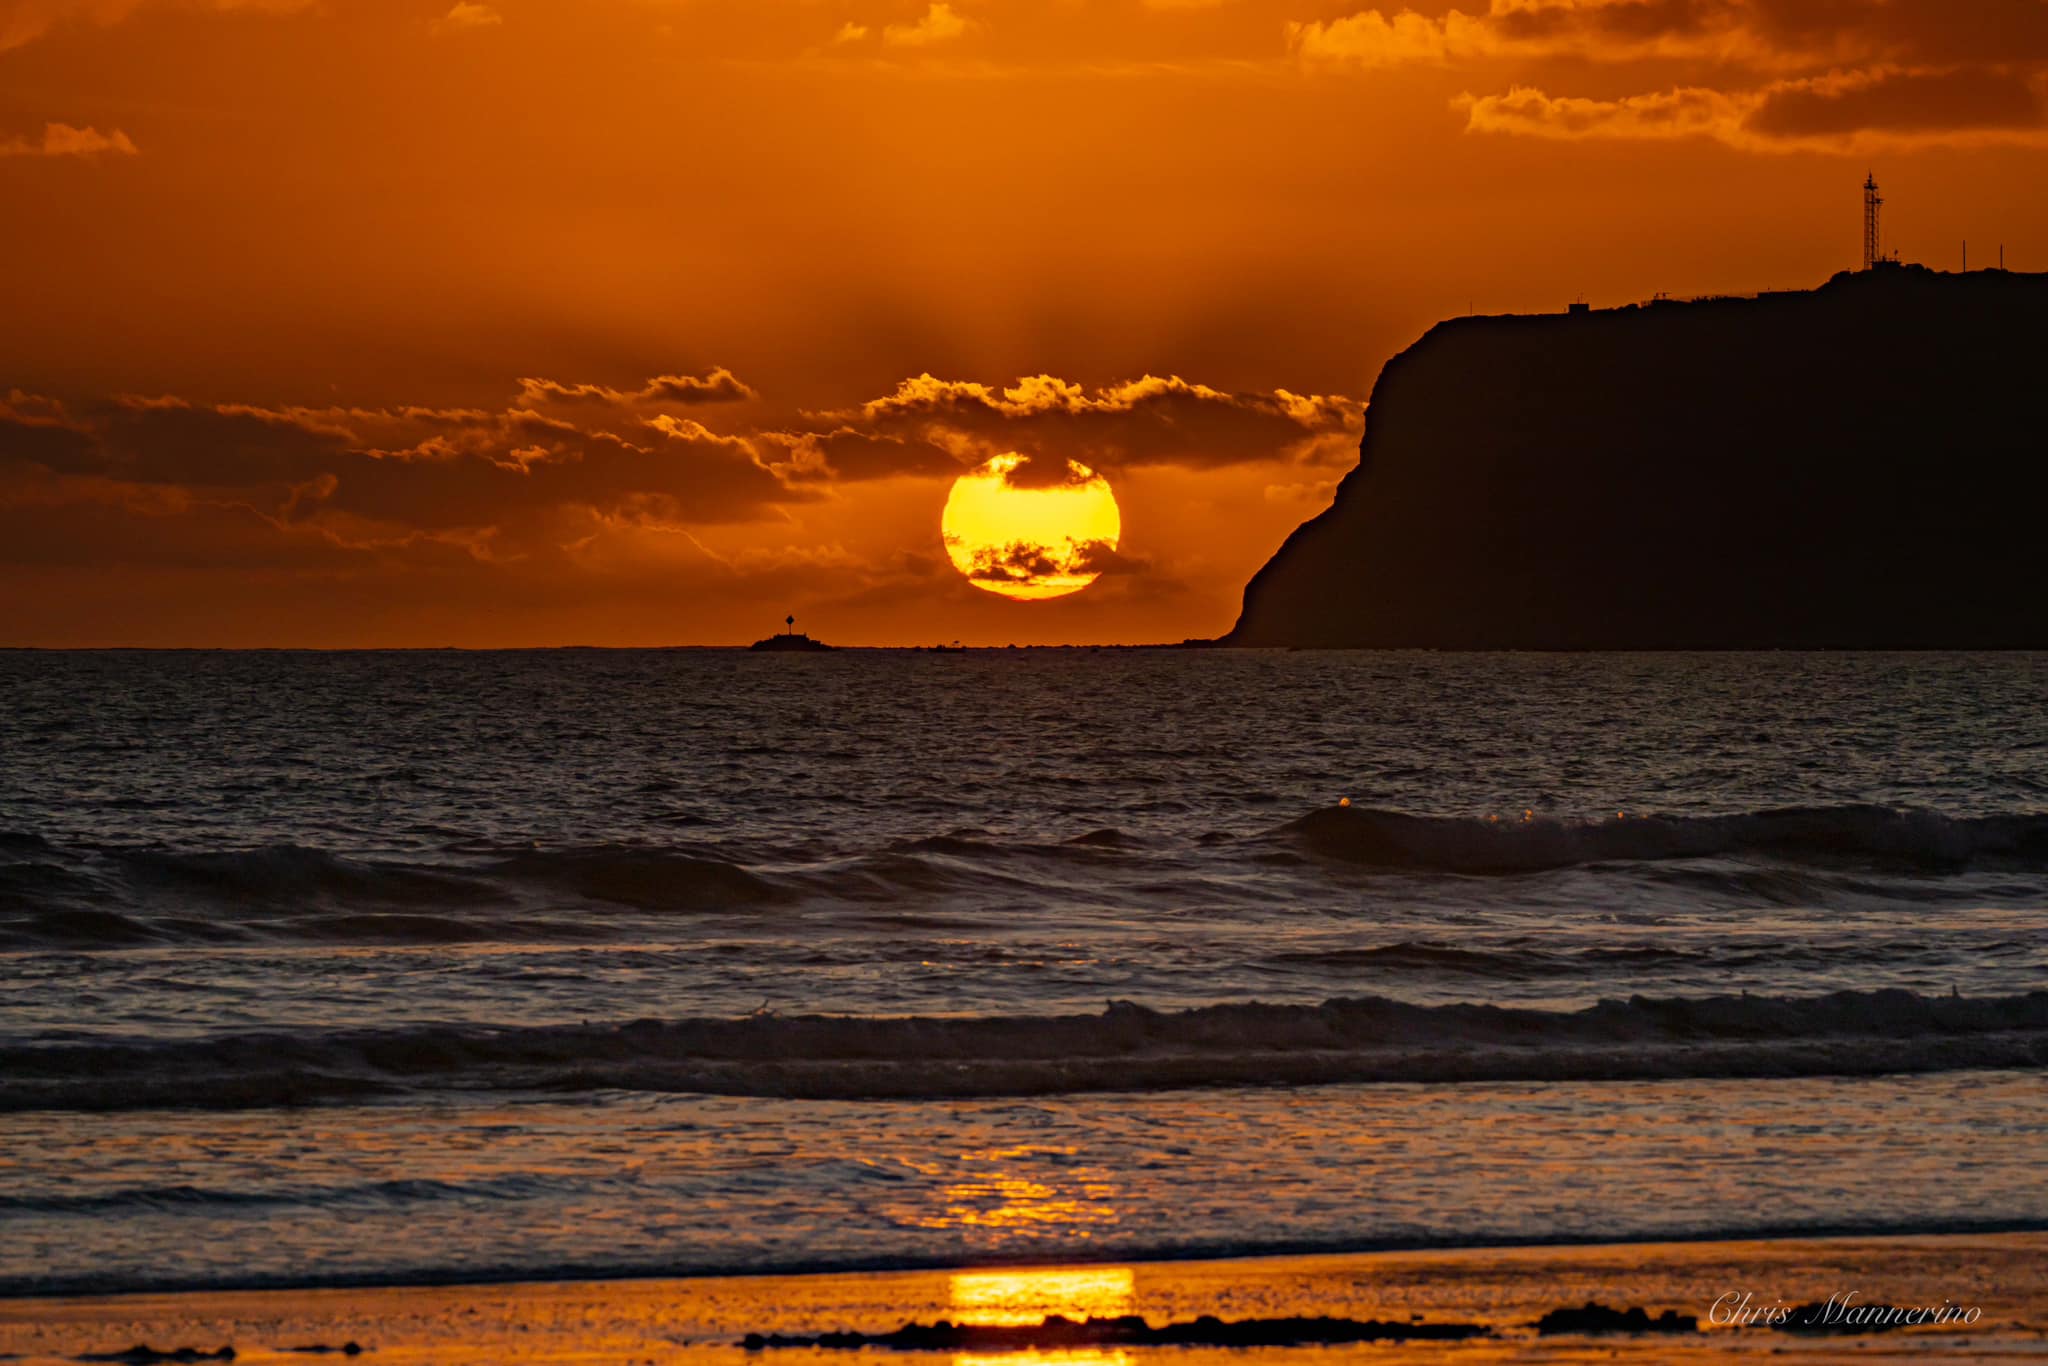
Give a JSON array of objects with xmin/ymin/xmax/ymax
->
[
  {"xmin": 0, "ymin": 841, "xmax": 790, "ymax": 948},
  {"xmin": 4, "ymin": 988, "xmax": 2041, "ymax": 1112}
]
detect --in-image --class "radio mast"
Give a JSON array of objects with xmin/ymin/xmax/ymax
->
[{"xmin": 1862, "ymin": 174, "xmax": 1883, "ymax": 270}]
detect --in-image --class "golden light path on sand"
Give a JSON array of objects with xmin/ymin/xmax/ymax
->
[
  {"xmin": 951, "ymin": 1268, "xmax": 1137, "ymax": 1366},
  {"xmin": 951, "ymin": 1266, "xmax": 1138, "ymax": 1325},
  {"xmin": 1, "ymin": 1234, "xmax": 2043, "ymax": 1362},
  {"xmin": 941, "ymin": 453, "xmax": 1122, "ymax": 601}
]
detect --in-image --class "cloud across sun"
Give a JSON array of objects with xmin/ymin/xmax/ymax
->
[{"xmin": 941, "ymin": 454, "xmax": 1122, "ymax": 601}]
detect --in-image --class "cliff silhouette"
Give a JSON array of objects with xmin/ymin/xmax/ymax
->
[{"xmin": 1227, "ymin": 265, "xmax": 2048, "ymax": 648}]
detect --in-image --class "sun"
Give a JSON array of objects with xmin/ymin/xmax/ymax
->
[{"xmin": 941, "ymin": 453, "xmax": 1122, "ymax": 601}]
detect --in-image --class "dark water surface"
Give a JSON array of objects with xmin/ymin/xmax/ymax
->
[{"xmin": 2, "ymin": 650, "xmax": 2044, "ymax": 1293}]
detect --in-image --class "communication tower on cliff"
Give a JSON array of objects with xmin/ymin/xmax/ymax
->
[{"xmin": 1862, "ymin": 174, "xmax": 1883, "ymax": 271}]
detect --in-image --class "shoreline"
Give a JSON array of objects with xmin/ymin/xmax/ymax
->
[
  {"xmin": 3, "ymin": 1231, "xmax": 2042, "ymax": 1363},
  {"xmin": 9, "ymin": 1216, "xmax": 2048, "ymax": 1304}
]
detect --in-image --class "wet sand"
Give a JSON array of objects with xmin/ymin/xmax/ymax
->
[{"xmin": 2, "ymin": 1232, "xmax": 2042, "ymax": 1363}]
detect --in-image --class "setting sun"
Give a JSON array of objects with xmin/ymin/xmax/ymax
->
[{"xmin": 941, "ymin": 454, "xmax": 1123, "ymax": 601}]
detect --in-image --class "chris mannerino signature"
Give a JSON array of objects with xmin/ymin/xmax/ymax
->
[{"xmin": 1710, "ymin": 1291, "xmax": 1984, "ymax": 1329}]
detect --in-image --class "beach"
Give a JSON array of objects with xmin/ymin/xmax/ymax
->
[{"xmin": 3, "ymin": 1233, "xmax": 2043, "ymax": 1363}]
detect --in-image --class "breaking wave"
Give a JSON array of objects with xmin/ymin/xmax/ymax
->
[
  {"xmin": 4, "ymin": 988, "xmax": 2041, "ymax": 1113},
  {"xmin": 0, "ymin": 841, "xmax": 792, "ymax": 949},
  {"xmin": 5, "ymin": 803, "xmax": 2047, "ymax": 950}
]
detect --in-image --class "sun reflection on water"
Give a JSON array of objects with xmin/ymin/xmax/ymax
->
[{"xmin": 896, "ymin": 1144, "xmax": 1123, "ymax": 1236}]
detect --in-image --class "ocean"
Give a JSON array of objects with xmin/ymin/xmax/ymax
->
[{"xmin": 2, "ymin": 648, "xmax": 2044, "ymax": 1298}]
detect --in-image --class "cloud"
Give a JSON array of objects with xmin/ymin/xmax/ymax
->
[
  {"xmin": 883, "ymin": 2, "xmax": 972, "ymax": 47},
  {"xmin": 1, "ymin": 367, "xmax": 1347, "ymax": 570},
  {"xmin": 0, "ymin": 471, "xmax": 378, "ymax": 570},
  {"xmin": 0, "ymin": 382, "xmax": 807, "ymax": 577},
  {"xmin": 1070, "ymin": 537, "xmax": 1148, "ymax": 574},
  {"xmin": 1458, "ymin": 83, "xmax": 1749, "ymax": 141},
  {"xmin": 639, "ymin": 367, "xmax": 758, "ymax": 404},
  {"xmin": 0, "ymin": 392, "xmax": 97, "ymax": 470},
  {"xmin": 1289, "ymin": 0, "xmax": 1805, "ymax": 71},
  {"xmin": 0, "ymin": 122, "xmax": 138, "ymax": 157},
  {"xmin": 514, "ymin": 366, "xmax": 757, "ymax": 408},
  {"xmin": 1297, "ymin": 0, "xmax": 2048, "ymax": 152},
  {"xmin": 959, "ymin": 538, "xmax": 1064, "ymax": 584},
  {"xmin": 831, "ymin": 20, "xmax": 868, "ymax": 43},
  {"xmin": 946, "ymin": 533, "xmax": 1143, "ymax": 589},
  {"xmin": 756, "ymin": 426, "xmax": 964, "ymax": 483},
  {"xmin": 1745, "ymin": 65, "xmax": 2048, "ymax": 142},
  {"xmin": 818, "ymin": 371, "xmax": 1363, "ymax": 477},
  {"xmin": 431, "ymin": 2, "xmax": 501, "ymax": 34},
  {"xmin": 1290, "ymin": 8, "xmax": 1470, "ymax": 68},
  {"xmin": 1461, "ymin": 68, "xmax": 2048, "ymax": 151},
  {"xmin": 90, "ymin": 394, "xmax": 353, "ymax": 486},
  {"xmin": 992, "ymin": 453, "xmax": 1104, "ymax": 489},
  {"xmin": 0, "ymin": 0, "xmax": 315, "ymax": 54}
]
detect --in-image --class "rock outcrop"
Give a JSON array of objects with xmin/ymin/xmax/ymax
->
[
  {"xmin": 748, "ymin": 632, "xmax": 834, "ymax": 652},
  {"xmin": 1227, "ymin": 266, "xmax": 2048, "ymax": 648}
]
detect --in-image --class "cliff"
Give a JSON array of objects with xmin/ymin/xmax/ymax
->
[{"xmin": 1226, "ymin": 266, "xmax": 2048, "ymax": 649}]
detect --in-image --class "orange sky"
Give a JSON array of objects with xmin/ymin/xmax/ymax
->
[{"xmin": 4, "ymin": 0, "xmax": 2045, "ymax": 645}]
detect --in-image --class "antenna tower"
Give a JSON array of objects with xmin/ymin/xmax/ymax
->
[{"xmin": 1862, "ymin": 174, "xmax": 1883, "ymax": 270}]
